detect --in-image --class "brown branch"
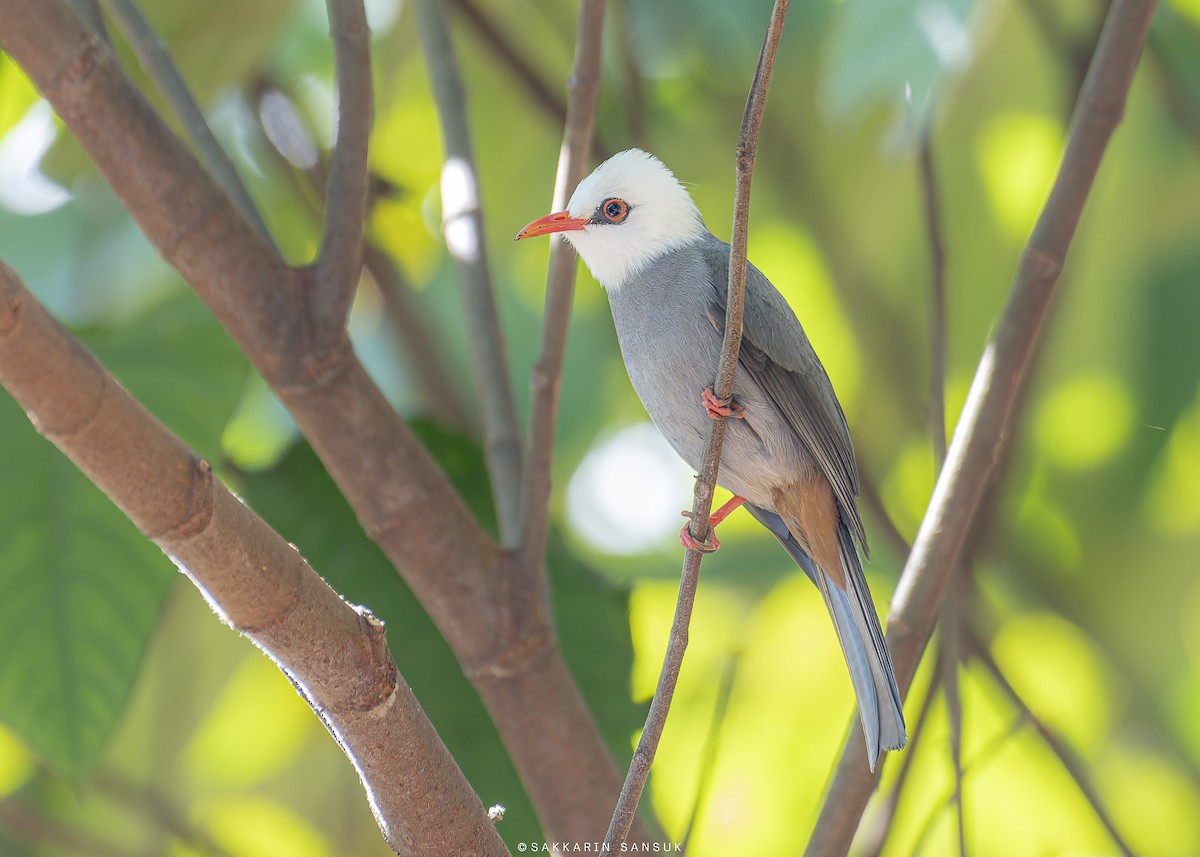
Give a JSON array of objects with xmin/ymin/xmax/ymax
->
[
  {"xmin": 100, "ymin": 0, "xmax": 276, "ymax": 250},
  {"xmin": 66, "ymin": 0, "xmax": 109, "ymax": 43},
  {"xmin": 1, "ymin": 3, "xmax": 628, "ymax": 846},
  {"xmin": 967, "ymin": 630, "xmax": 1137, "ymax": 857},
  {"xmin": 518, "ymin": 0, "xmax": 606, "ymax": 589},
  {"xmin": 0, "ymin": 262, "xmax": 508, "ymax": 857},
  {"xmin": 417, "ymin": 0, "xmax": 524, "ymax": 545},
  {"xmin": 248, "ymin": 77, "xmax": 473, "ymax": 431},
  {"xmin": 919, "ymin": 133, "xmax": 948, "ymax": 468},
  {"xmin": 313, "ymin": 0, "xmax": 372, "ymax": 347},
  {"xmin": 612, "ymin": 0, "xmax": 649, "ymax": 149},
  {"xmin": 446, "ymin": 0, "xmax": 612, "ymax": 161},
  {"xmin": 602, "ymin": 1, "xmax": 791, "ymax": 849},
  {"xmin": 803, "ymin": 1, "xmax": 1157, "ymax": 853}
]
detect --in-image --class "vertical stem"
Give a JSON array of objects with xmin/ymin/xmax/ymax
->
[
  {"xmin": 803, "ymin": 2, "xmax": 1157, "ymax": 852},
  {"xmin": 417, "ymin": 0, "xmax": 524, "ymax": 545},
  {"xmin": 518, "ymin": 0, "xmax": 607, "ymax": 577},
  {"xmin": 601, "ymin": 1, "xmax": 791, "ymax": 849}
]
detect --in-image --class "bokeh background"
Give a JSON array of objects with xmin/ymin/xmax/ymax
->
[{"xmin": 2, "ymin": 0, "xmax": 1200, "ymax": 855}]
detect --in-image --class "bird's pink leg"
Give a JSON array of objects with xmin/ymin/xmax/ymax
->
[
  {"xmin": 702, "ymin": 387, "xmax": 745, "ymax": 419},
  {"xmin": 679, "ymin": 495, "xmax": 746, "ymax": 553}
]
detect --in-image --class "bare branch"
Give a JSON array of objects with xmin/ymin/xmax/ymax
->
[
  {"xmin": 100, "ymin": 0, "xmax": 277, "ymax": 250},
  {"xmin": 602, "ymin": 1, "xmax": 791, "ymax": 849},
  {"xmin": 517, "ymin": 0, "xmax": 607, "ymax": 585},
  {"xmin": 249, "ymin": 77, "xmax": 473, "ymax": 431},
  {"xmin": 967, "ymin": 630, "xmax": 1137, "ymax": 857},
  {"xmin": 1, "ymin": 4, "xmax": 628, "ymax": 845},
  {"xmin": 314, "ymin": 0, "xmax": 373, "ymax": 342},
  {"xmin": 417, "ymin": 0, "xmax": 524, "ymax": 546},
  {"xmin": 919, "ymin": 133, "xmax": 948, "ymax": 468},
  {"xmin": 803, "ymin": 1, "xmax": 1157, "ymax": 852},
  {"xmin": 860, "ymin": 668, "xmax": 942, "ymax": 857},
  {"xmin": 0, "ymin": 262, "xmax": 509, "ymax": 857},
  {"xmin": 65, "ymin": 0, "xmax": 109, "ymax": 42},
  {"xmin": 612, "ymin": 0, "xmax": 649, "ymax": 149}
]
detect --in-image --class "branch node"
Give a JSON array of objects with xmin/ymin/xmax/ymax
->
[{"xmin": 463, "ymin": 631, "xmax": 552, "ymax": 682}]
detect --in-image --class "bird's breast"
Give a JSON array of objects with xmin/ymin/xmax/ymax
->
[{"xmin": 604, "ymin": 254, "xmax": 810, "ymax": 509}]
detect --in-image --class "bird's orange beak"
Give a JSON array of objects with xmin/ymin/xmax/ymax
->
[{"xmin": 515, "ymin": 210, "xmax": 588, "ymax": 240}]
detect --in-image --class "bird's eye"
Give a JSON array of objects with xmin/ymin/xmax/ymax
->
[{"xmin": 600, "ymin": 198, "xmax": 630, "ymax": 223}]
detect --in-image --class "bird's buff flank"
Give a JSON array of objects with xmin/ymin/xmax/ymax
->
[{"xmin": 518, "ymin": 149, "xmax": 906, "ymax": 770}]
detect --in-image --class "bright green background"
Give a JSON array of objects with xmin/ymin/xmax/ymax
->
[{"xmin": 2, "ymin": 0, "xmax": 1200, "ymax": 855}]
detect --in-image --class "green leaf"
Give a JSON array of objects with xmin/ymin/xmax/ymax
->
[
  {"xmin": 820, "ymin": 0, "xmax": 984, "ymax": 148},
  {"xmin": 0, "ymin": 291, "xmax": 246, "ymax": 775},
  {"xmin": 0, "ymin": 396, "xmax": 175, "ymax": 777}
]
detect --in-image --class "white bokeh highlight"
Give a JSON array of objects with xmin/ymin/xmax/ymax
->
[
  {"xmin": 0, "ymin": 102, "xmax": 72, "ymax": 215},
  {"xmin": 567, "ymin": 422, "xmax": 693, "ymax": 555}
]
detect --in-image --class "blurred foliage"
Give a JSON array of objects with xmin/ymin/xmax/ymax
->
[{"xmin": 1, "ymin": 0, "xmax": 1199, "ymax": 855}]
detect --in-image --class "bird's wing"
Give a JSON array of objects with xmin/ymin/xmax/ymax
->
[{"xmin": 698, "ymin": 240, "xmax": 868, "ymax": 553}]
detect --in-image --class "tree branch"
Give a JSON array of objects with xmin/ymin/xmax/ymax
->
[
  {"xmin": 803, "ymin": 2, "xmax": 1157, "ymax": 853},
  {"xmin": 314, "ymin": 0, "xmax": 372, "ymax": 346},
  {"xmin": 0, "ymin": 262, "xmax": 509, "ymax": 857},
  {"xmin": 100, "ymin": 0, "xmax": 277, "ymax": 250},
  {"xmin": 417, "ymin": 0, "xmax": 524, "ymax": 546},
  {"xmin": 919, "ymin": 133, "xmax": 948, "ymax": 468},
  {"xmin": 1, "ymin": 3, "xmax": 629, "ymax": 845},
  {"xmin": 966, "ymin": 629, "xmax": 1137, "ymax": 857},
  {"xmin": 601, "ymin": 1, "xmax": 790, "ymax": 849},
  {"xmin": 517, "ymin": 0, "xmax": 606, "ymax": 594}
]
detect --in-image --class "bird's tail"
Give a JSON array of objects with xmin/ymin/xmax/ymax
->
[{"xmin": 745, "ymin": 503, "xmax": 906, "ymax": 770}]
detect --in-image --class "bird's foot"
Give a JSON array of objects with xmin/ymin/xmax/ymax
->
[
  {"xmin": 679, "ymin": 517, "xmax": 720, "ymax": 553},
  {"xmin": 678, "ymin": 495, "xmax": 746, "ymax": 553},
  {"xmin": 702, "ymin": 387, "xmax": 744, "ymax": 419}
]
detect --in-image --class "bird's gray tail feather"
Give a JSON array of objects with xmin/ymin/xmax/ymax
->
[{"xmin": 745, "ymin": 504, "xmax": 906, "ymax": 770}]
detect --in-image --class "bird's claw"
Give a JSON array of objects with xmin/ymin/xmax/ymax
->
[
  {"xmin": 679, "ymin": 514, "xmax": 721, "ymax": 553},
  {"xmin": 702, "ymin": 386, "xmax": 744, "ymax": 420}
]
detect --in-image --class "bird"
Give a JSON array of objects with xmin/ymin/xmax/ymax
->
[{"xmin": 516, "ymin": 148, "xmax": 906, "ymax": 769}]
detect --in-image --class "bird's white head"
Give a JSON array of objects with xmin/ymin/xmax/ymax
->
[{"xmin": 516, "ymin": 149, "xmax": 707, "ymax": 291}]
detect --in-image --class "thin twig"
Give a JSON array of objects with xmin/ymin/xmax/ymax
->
[
  {"xmin": 249, "ymin": 77, "xmax": 474, "ymax": 431},
  {"xmin": 517, "ymin": 0, "xmax": 607, "ymax": 578},
  {"xmin": 94, "ymin": 770, "xmax": 239, "ymax": 857},
  {"xmin": 362, "ymin": 243, "xmax": 474, "ymax": 431},
  {"xmin": 860, "ymin": 667, "xmax": 942, "ymax": 857},
  {"xmin": 919, "ymin": 133, "xmax": 948, "ymax": 468},
  {"xmin": 447, "ymin": 0, "xmax": 612, "ymax": 160},
  {"xmin": 446, "ymin": 0, "xmax": 563, "ymax": 129},
  {"xmin": 0, "ymin": 799, "xmax": 137, "ymax": 857},
  {"xmin": 678, "ymin": 654, "xmax": 740, "ymax": 853},
  {"xmin": 612, "ymin": 0, "xmax": 649, "ymax": 149},
  {"xmin": 417, "ymin": 0, "xmax": 524, "ymax": 546},
  {"xmin": 66, "ymin": 0, "xmax": 109, "ymax": 42},
  {"xmin": 803, "ymin": 2, "xmax": 1158, "ymax": 852},
  {"xmin": 857, "ymin": 465, "xmax": 912, "ymax": 561},
  {"xmin": 966, "ymin": 629, "xmax": 1138, "ymax": 857},
  {"xmin": 100, "ymin": 0, "xmax": 276, "ymax": 250},
  {"xmin": 314, "ymin": 0, "xmax": 372, "ymax": 341},
  {"xmin": 940, "ymin": 579, "xmax": 968, "ymax": 857},
  {"xmin": 601, "ymin": 2, "xmax": 790, "ymax": 849}
]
